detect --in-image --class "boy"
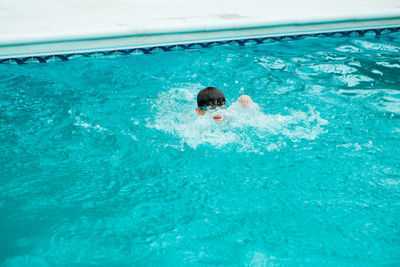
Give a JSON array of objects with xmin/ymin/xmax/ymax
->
[{"xmin": 195, "ymin": 87, "xmax": 254, "ymax": 122}]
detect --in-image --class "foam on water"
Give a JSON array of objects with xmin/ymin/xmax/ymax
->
[{"xmin": 148, "ymin": 86, "xmax": 328, "ymax": 152}]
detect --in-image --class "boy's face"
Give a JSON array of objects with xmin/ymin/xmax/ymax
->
[{"xmin": 195, "ymin": 106, "xmax": 225, "ymax": 123}]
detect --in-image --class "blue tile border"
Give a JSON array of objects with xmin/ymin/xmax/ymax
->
[{"xmin": 1, "ymin": 27, "xmax": 399, "ymax": 65}]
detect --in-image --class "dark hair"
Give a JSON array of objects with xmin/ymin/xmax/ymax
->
[{"xmin": 197, "ymin": 87, "xmax": 226, "ymax": 108}]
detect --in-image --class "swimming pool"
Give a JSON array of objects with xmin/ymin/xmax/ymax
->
[{"xmin": 1, "ymin": 30, "xmax": 400, "ymax": 266}]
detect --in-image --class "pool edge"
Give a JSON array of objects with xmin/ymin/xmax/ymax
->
[{"xmin": 1, "ymin": 18, "xmax": 400, "ymax": 64}]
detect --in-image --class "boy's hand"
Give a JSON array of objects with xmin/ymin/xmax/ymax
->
[{"xmin": 237, "ymin": 95, "xmax": 253, "ymax": 108}]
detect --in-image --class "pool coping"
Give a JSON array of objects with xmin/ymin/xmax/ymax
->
[
  {"xmin": 1, "ymin": 22, "xmax": 400, "ymax": 64},
  {"xmin": 1, "ymin": 0, "xmax": 400, "ymax": 64}
]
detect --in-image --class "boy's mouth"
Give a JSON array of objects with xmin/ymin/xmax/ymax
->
[{"xmin": 213, "ymin": 115, "xmax": 223, "ymax": 123}]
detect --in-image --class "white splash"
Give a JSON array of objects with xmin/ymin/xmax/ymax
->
[{"xmin": 147, "ymin": 86, "xmax": 328, "ymax": 153}]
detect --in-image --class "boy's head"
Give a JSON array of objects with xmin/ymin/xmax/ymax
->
[{"xmin": 196, "ymin": 87, "xmax": 226, "ymax": 116}]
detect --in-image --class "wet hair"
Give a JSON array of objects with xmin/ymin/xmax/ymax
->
[{"xmin": 197, "ymin": 87, "xmax": 226, "ymax": 109}]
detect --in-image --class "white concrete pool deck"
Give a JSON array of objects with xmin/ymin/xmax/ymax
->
[{"xmin": 1, "ymin": 0, "xmax": 400, "ymax": 59}]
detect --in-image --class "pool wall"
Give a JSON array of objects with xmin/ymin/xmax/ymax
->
[{"xmin": 1, "ymin": 0, "xmax": 400, "ymax": 63}]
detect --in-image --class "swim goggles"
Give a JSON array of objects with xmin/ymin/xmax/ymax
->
[{"xmin": 198, "ymin": 105, "xmax": 226, "ymax": 111}]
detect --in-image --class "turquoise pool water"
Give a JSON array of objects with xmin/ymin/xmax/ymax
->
[{"xmin": 1, "ymin": 32, "xmax": 400, "ymax": 266}]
